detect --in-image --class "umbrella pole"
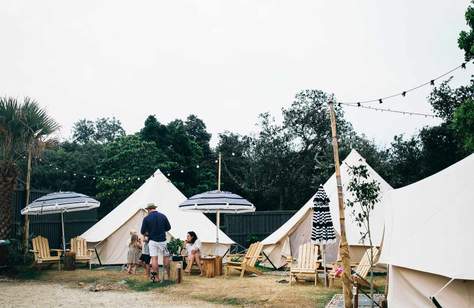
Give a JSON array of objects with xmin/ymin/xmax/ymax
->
[
  {"xmin": 216, "ymin": 209, "xmax": 220, "ymax": 255},
  {"xmin": 61, "ymin": 211, "xmax": 66, "ymax": 253},
  {"xmin": 323, "ymin": 244, "xmax": 327, "ymax": 287}
]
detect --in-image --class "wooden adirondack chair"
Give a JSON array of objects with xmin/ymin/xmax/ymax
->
[
  {"xmin": 70, "ymin": 237, "xmax": 94, "ymax": 270},
  {"xmin": 328, "ymin": 246, "xmax": 379, "ymax": 288},
  {"xmin": 30, "ymin": 236, "xmax": 62, "ymax": 270},
  {"xmin": 288, "ymin": 242, "xmax": 321, "ymax": 286},
  {"xmin": 225, "ymin": 241, "xmax": 263, "ymax": 278}
]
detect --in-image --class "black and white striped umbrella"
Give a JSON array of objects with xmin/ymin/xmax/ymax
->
[
  {"xmin": 311, "ymin": 185, "xmax": 337, "ymax": 244},
  {"xmin": 311, "ymin": 185, "xmax": 336, "ymax": 286},
  {"xmin": 179, "ymin": 190, "xmax": 255, "ymax": 245},
  {"xmin": 178, "ymin": 190, "xmax": 255, "ymax": 214},
  {"xmin": 21, "ymin": 192, "xmax": 100, "ymax": 252},
  {"xmin": 21, "ymin": 192, "xmax": 100, "ymax": 215}
]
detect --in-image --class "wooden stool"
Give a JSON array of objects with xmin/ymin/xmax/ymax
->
[
  {"xmin": 214, "ymin": 256, "xmax": 223, "ymax": 276},
  {"xmin": 201, "ymin": 256, "xmax": 216, "ymax": 278}
]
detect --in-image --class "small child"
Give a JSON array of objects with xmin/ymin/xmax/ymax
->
[
  {"xmin": 127, "ymin": 233, "xmax": 142, "ymax": 274},
  {"xmin": 139, "ymin": 235, "xmax": 151, "ymax": 279}
]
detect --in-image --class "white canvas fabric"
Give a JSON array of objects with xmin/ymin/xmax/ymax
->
[
  {"xmin": 379, "ymin": 153, "xmax": 474, "ymax": 307},
  {"xmin": 82, "ymin": 170, "xmax": 234, "ymax": 264},
  {"xmin": 379, "ymin": 153, "xmax": 474, "ymax": 280},
  {"xmin": 262, "ymin": 149, "xmax": 392, "ymax": 268},
  {"xmin": 388, "ymin": 266, "xmax": 474, "ymax": 308}
]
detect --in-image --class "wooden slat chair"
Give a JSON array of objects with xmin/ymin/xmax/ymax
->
[
  {"xmin": 30, "ymin": 236, "xmax": 62, "ymax": 270},
  {"xmin": 288, "ymin": 242, "xmax": 321, "ymax": 286},
  {"xmin": 328, "ymin": 247, "xmax": 379, "ymax": 288},
  {"xmin": 70, "ymin": 237, "xmax": 94, "ymax": 270},
  {"xmin": 225, "ymin": 241, "xmax": 263, "ymax": 278}
]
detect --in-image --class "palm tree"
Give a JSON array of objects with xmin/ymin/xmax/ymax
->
[
  {"xmin": 0, "ymin": 97, "xmax": 59, "ymax": 245},
  {"xmin": 0, "ymin": 98, "xmax": 25, "ymax": 239},
  {"xmin": 20, "ymin": 98, "xmax": 59, "ymax": 249}
]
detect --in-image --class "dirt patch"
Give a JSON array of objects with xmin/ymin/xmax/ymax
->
[
  {"xmin": 0, "ymin": 268, "xmax": 360, "ymax": 307},
  {"xmin": 0, "ymin": 281, "xmax": 221, "ymax": 308}
]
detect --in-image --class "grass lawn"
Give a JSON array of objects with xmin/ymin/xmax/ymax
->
[{"xmin": 5, "ymin": 266, "xmax": 350, "ymax": 307}]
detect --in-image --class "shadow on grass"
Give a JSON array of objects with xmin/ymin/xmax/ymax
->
[
  {"xmin": 2, "ymin": 265, "xmax": 43, "ymax": 280},
  {"xmin": 125, "ymin": 279, "xmax": 175, "ymax": 292},
  {"xmin": 193, "ymin": 294, "xmax": 261, "ymax": 306}
]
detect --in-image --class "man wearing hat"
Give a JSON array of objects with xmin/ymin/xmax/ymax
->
[{"xmin": 140, "ymin": 202, "xmax": 171, "ymax": 282}]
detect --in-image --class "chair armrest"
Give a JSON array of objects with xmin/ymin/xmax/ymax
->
[
  {"xmin": 29, "ymin": 249, "xmax": 38, "ymax": 253},
  {"xmin": 50, "ymin": 249, "xmax": 64, "ymax": 256}
]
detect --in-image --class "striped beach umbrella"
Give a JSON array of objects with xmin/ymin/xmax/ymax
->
[
  {"xmin": 179, "ymin": 190, "xmax": 255, "ymax": 245},
  {"xmin": 21, "ymin": 192, "xmax": 100, "ymax": 252},
  {"xmin": 311, "ymin": 185, "xmax": 337, "ymax": 286},
  {"xmin": 311, "ymin": 185, "xmax": 337, "ymax": 244}
]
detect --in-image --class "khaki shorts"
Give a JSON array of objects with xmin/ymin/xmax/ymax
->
[{"xmin": 148, "ymin": 240, "xmax": 169, "ymax": 257}]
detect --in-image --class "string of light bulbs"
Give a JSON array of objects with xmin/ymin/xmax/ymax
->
[
  {"xmin": 35, "ymin": 152, "xmax": 240, "ymax": 183},
  {"xmin": 337, "ymin": 102, "xmax": 439, "ymax": 118},
  {"xmin": 339, "ymin": 61, "xmax": 470, "ymax": 105}
]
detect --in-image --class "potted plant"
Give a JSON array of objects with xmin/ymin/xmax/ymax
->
[{"xmin": 167, "ymin": 238, "xmax": 184, "ymax": 261}]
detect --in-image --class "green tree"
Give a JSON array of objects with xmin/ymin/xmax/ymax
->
[
  {"xmin": 95, "ymin": 134, "xmax": 172, "ymax": 216},
  {"xmin": 141, "ymin": 115, "xmax": 215, "ymax": 197},
  {"xmin": 428, "ymin": 78, "xmax": 474, "ymax": 121},
  {"xmin": 346, "ymin": 164, "xmax": 381, "ymax": 308},
  {"xmin": 0, "ymin": 98, "xmax": 25, "ymax": 239},
  {"xmin": 72, "ymin": 119, "xmax": 95, "ymax": 144},
  {"xmin": 31, "ymin": 141, "xmax": 105, "ymax": 197},
  {"xmin": 386, "ymin": 135, "xmax": 423, "ymax": 187},
  {"xmin": 452, "ymin": 99, "xmax": 474, "ymax": 152},
  {"xmin": 20, "ymin": 98, "xmax": 59, "ymax": 249},
  {"xmin": 72, "ymin": 117, "xmax": 125, "ymax": 144},
  {"xmin": 458, "ymin": 0, "xmax": 474, "ymax": 61}
]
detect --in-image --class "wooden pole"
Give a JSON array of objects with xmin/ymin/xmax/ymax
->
[
  {"xmin": 328, "ymin": 101, "xmax": 353, "ymax": 308},
  {"xmin": 216, "ymin": 153, "xmax": 222, "ymax": 247},
  {"xmin": 218, "ymin": 152, "xmax": 222, "ymax": 191},
  {"xmin": 23, "ymin": 147, "xmax": 32, "ymax": 253}
]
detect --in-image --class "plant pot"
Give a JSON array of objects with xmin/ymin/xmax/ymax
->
[
  {"xmin": 64, "ymin": 251, "xmax": 76, "ymax": 271},
  {"xmin": 172, "ymin": 255, "xmax": 183, "ymax": 261}
]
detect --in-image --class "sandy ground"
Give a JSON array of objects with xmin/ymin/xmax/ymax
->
[
  {"xmin": 0, "ymin": 281, "xmax": 222, "ymax": 308},
  {"xmin": 0, "ymin": 268, "xmax": 357, "ymax": 307}
]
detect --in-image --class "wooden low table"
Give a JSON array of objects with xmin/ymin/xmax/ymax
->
[
  {"xmin": 201, "ymin": 256, "xmax": 216, "ymax": 278},
  {"xmin": 170, "ymin": 260, "xmax": 183, "ymax": 282}
]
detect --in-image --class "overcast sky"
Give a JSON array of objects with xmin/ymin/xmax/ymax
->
[{"xmin": 1, "ymin": 0, "xmax": 472, "ymax": 147}]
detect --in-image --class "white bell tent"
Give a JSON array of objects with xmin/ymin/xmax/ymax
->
[
  {"xmin": 81, "ymin": 170, "xmax": 234, "ymax": 264},
  {"xmin": 379, "ymin": 153, "xmax": 474, "ymax": 307},
  {"xmin": 261, "ymin": 149, "xmax": 393, "ymax": 268}
]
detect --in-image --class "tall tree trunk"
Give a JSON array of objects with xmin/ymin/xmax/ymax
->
[
  {"xmin": 23, "ymin": 147, "xmax": 32, "ymax": 252},
  {"xmin": 0, "ymin": 163, "xmax": 18, "ymax": 239}
]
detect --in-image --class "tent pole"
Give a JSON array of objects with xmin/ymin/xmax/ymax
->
[
  {"xmin": 216, "ymin": 209, "xmax": 220, "ymax": 244},
  {"xmin": 61, "ymin": 211, "xmax": 66, "ymax": 253},
  {"xmin": 218, "ymin": 152, "xmax": 222, "ymax": 191},
  {"xmin": 328, "ymin": 101, "xmax": 352, "ymax": 307}
]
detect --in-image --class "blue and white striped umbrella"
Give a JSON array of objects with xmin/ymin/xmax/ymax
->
[
  {"xmin": 21, "ymin": 191, "xmax": 100, "ymax": 215},
  {"xmin": 21, "ymin": 192, "xmax": 100, "ymax": 252},
  {"xmin": 178, "ymin": 190, "xmax": 255, "ymax": 214},
  {"xmin": 311, "ymin": 185, "xmax": 337, "ymax": 244},
  {"xmin": 179, "ymin": 190, "xmax": 254, "ymax": 245}
]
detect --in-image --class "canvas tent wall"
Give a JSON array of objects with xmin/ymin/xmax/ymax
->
[
  {"xmin": 379, "ymin": 153, "xmax": 474, "ymax": 307},
  {"xmin": 81, "ymin": 170, "xmax": 234, "ymax": 265},
  {"xmin": 261, "ymin": 149, "xmax": 393, "ymax": 269}
]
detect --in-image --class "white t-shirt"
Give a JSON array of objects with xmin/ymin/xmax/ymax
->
[{"xmin": 185, "ymin": 239, "xmax": 201, "ymax": 256}]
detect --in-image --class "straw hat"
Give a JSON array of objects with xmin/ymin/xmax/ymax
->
[{"xmin": 145, "ymin": 202, "xmax": 157, "ymax": 210}]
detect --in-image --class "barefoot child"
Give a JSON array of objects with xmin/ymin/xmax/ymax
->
[
  {"xmin": 139, "ymin": 235, "xmax": 151, "ymax": 279},
  {"xmin": 127, "ymin": 233, "xmax": 142, "ymax": 274}
]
